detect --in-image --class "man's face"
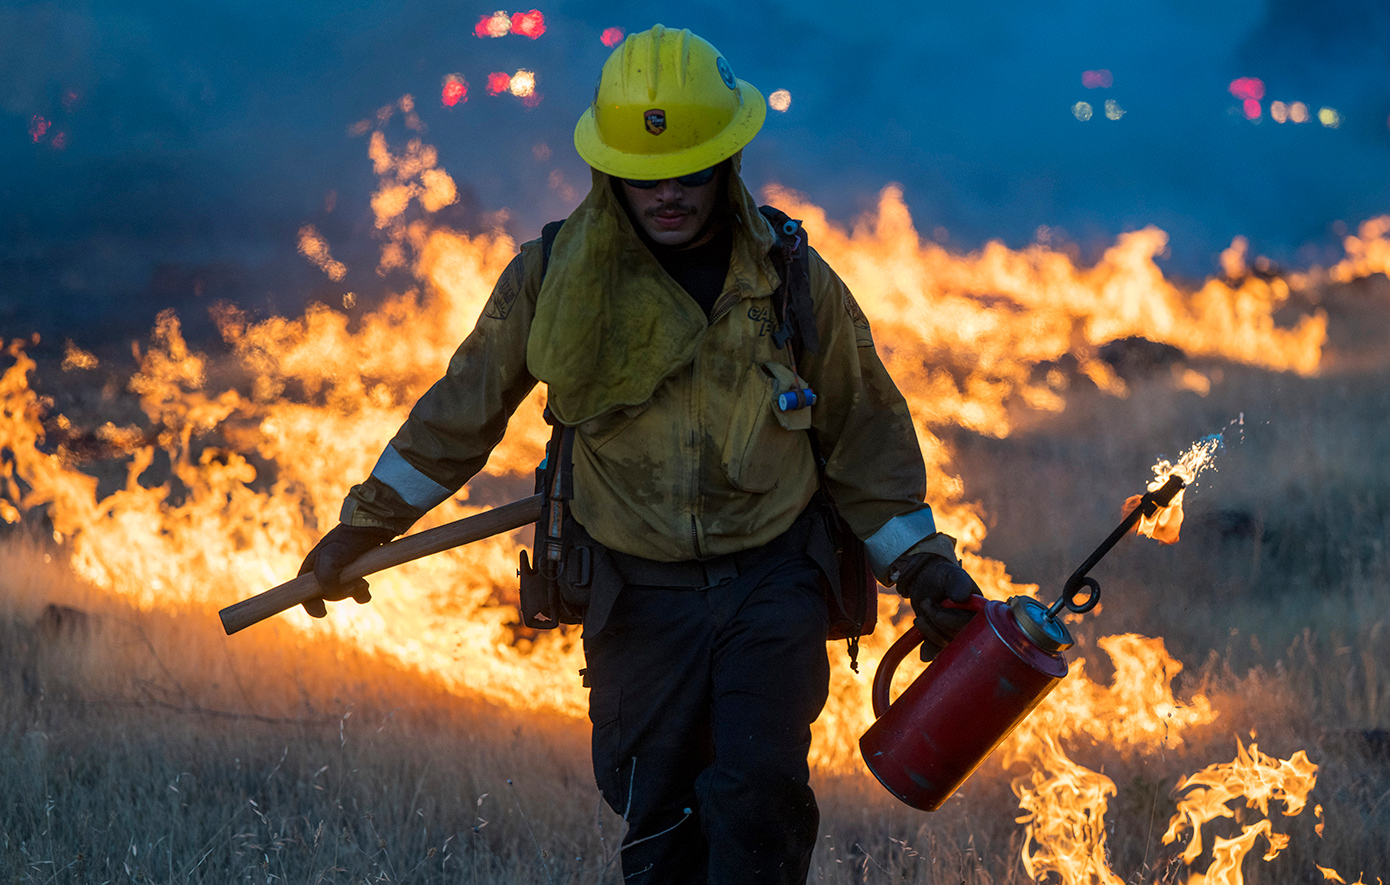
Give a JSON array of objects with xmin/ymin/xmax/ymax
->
[{"xmin": 619, "ymin": 167, "xmax": 724, "ymax": 247}]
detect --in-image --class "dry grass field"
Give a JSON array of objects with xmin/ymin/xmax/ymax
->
[{"xmin": 3, "ymin": 252, "xmax": 1390, "ymax": 882}]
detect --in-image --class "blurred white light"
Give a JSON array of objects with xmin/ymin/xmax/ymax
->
[
  {"xmin": 768, "ymin": 89, "xmax": 792, "ymax": 112},
  {"xmin": 510, "ymin": 70, "xmax": 537, "ymax": 97},
  {"xmin": 1072, "ymin": 101, "xmax": 1093, "ymax": 121},
  {"xmin": 1104, "ymin": 99, "xmax": 1124, "ymax": 120},
  {"xmin": 1318, "ymin": 107, "xmax": 1341, "ymax": 128},
  {"xmin": 1270, "ymin": 101, "xmax": 1288, "ymax": 123}
]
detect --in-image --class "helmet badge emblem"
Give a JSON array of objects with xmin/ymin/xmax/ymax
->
[
  {"xmin": 716, "ymin": 57, "xmax": 737, "ymax": 90},
  {"xmin": 644, "ymin": 108, "xmax": 666, "ymax": 135}
]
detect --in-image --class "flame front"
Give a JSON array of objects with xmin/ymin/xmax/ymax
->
[
  {"xmin": 1162, "ymin": 740, "xmax": 1319, "ymax": 884},
  {"xmin": 1, "ymin": 122, "xmax": 1376, "ymax": 880}
]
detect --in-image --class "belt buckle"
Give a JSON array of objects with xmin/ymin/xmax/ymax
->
[{"xmin": 701, "ymin": 557, "xmax": 739, "ymax": 589}]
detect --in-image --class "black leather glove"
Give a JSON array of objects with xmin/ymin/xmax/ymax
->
[
  {"xmin": 896, "ymin": 553, "xmax": 981, "ymax": 662},
  {"xmin": 298, "ymin": 524, "xmax": 394, "ymax": 618}
]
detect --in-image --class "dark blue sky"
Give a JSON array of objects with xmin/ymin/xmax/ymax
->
[{"xmin": 4, "ymin": 0, "xmax": 1389, "ymax": 353}]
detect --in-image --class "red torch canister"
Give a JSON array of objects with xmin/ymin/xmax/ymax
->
[{"xmin": 859, "ymin": 594, "xmax": 1073, "ymax": 812}]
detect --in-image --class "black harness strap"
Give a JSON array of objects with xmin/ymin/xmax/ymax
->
[
  {"xmin": 540, "ymin": 219, "xmax": 565, "ymax": 277},
  {"xmin": 758, "ymin": 205, "xmax": 819, "ymax": 365}
]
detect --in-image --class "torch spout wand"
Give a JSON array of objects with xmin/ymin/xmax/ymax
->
[{"xmin": 1047, "ymin": 474, "xmax": 1186, "ymax": 618}]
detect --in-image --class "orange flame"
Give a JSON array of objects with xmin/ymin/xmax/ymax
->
[
  {"xmin": 1162, "ymin": 740, "xmax": 1319, "ymax": 884},
  {"xmin": 0, "ymin": 122, "xmax": 1376, "ymax": 881}
]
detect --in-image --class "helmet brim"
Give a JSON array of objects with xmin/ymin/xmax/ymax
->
[{"xmin": 574, "ymin": 80, "xmax": 767, "ymax": 180}]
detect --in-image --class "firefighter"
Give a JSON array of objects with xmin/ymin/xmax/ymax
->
[{"xmin": 300, "ymin": 24, "xmax": 981, "ymax": 885}]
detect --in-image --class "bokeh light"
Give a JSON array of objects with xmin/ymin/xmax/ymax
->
[
  {"xmin": 769, "ymin": 89, "xmax": 792, "ymax": 112},
  {"xmin": 509, "ymin": 70, "xmax": 536, "ymax": 97},
  {"xmin": 475, "ymin": 11, "xmax": 511, "ymax": 38},
  {"xmin": 486, "ymin": 72, "xmax": 513, "ymax": 95},
  {"xmin": 1289, "ymin": 102, "xmax": 1309, "ymax": 123},
  {"xmin": 600, "ymin": 27, "xmax": 625, "ymax": 47},
  {"xmin": 1104, "ymin": 99, "xmax": 1125, "ymax": 120},
  {"xmin": 1319, "ymin": 107, "xmax": 1341, "ymax": 128},
  {"xmin": 1270, "ymin": 101, "xmax": 1287, "ymax": 123},
  {"xmin": 1229, "ymin": 77, "xmax": 1265, "ymax": 101},
  {"xmin": 1243, "ymin": 98, "xmax": 1262, "ymax": 120},
  {"xmin": 1081, "ymin": 69, "xmax": 1113, "ymax": 89},
  {"xmin": 1072, "ymin": 101, "xmax": 1093, "ymax": 121},
  {"xmin": 28, "ymin": 115, "xmax": 50, "ymax": 143},
  {"xmin": 510, "ymin": 10, "xmax": 545, "ymax": 39},
  {"xmin": 441, "ymin": 75, "xmax": 467, "ymax": 107}
]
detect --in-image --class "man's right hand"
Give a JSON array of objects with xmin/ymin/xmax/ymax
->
[{"xmin": 298, "ymin": 524, "xmax": 395, "ymax": 618}]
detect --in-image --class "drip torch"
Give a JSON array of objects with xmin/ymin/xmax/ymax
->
[{"xmin": 860, "ymin": 474, "xmax": 1186, "ymax": 812}]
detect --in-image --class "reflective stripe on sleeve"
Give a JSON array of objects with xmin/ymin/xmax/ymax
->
[
  {"xmin": 864, "ymin": 507, "xmax": 938, "ymax": 577},
  {"xmin": 370, "ymin": 444, "xmax": 454, "ymax": 511}
]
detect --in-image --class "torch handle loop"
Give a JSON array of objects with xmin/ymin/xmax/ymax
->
[
  {"xmin": 873, "ymin": 594, "xmax": 988, "ymax": 718},
  {"xmin": 1058, "ymin": 575, "xmax": 1101, "ymax": 615}
]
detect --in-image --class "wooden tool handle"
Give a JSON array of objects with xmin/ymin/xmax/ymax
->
[{"xmin": 218, "ymin": 494, "xmax": 544, "ymax": 635}]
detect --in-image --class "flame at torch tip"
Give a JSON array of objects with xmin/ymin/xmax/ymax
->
[{"xmin": 1127, "ymin": 433, "xmax": 1223, "ymax": 544}]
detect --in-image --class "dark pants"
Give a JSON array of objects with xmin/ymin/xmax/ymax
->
[{"xmin": 583, "ymin": 535, "xmax": 831, "ymax": 885}]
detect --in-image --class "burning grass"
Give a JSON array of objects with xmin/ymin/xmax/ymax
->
[
  {"xmin": 2, "ymin": 509, "xmax": 1386, "ymax": 883},
  {"xmin": 3, "ymin": 123, "xmax": 1390, "ymax": 880},
  {"xmin": 5, "ymin": 339, "xmax": 1390, "ymax": 882}
]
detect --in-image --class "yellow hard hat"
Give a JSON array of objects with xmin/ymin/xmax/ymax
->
[{"xmin": 574, "ymin": 25, "xmax": 766, "ymax": 180}]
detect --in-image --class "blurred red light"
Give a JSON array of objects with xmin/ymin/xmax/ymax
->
[
  {"xmin": 1243, "ymin": 98, "xmax": 1262, "ymax": 120},
  {"xmin": 442, "ymin": 77, "xmax": 467, "ymax": 107},
  {"xmin": 28, "ymin": 115, "xmax": 50, "ymax": 143},
  {"xmin": 1229, "ymin": 77, "xmax": 1265, "ymax": 102},
  {"xmin": 1082, "ymin": 69, "xmax": 1113, "ymax": 89},
  {"xmin": 486, "ymin": 72, "xmax": 513, "ymax": 95},
  {"xmin": 511, "ymin": 10, "xmax": 545, "ymax": 38},
  {"xmin": 50, "ymin": 131, "xmax": 67, "ymax": 150},
  {"xmin": 475, "ymin": 12, "xmax": 509, "ymax": 37},
  {"xmin": 601, "ymin": 26, "xmax": 625, "ymax": 47}
]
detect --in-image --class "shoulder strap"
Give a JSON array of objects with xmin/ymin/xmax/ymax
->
[
  {"xmin": 536, "ymin": 222, "xmax": 576, "ymax": 568},
  {"xmin": 540, "ymin": 220, "xmax": 565, "ymax": 279},
  {"xmin": 758, "ymin": 205, "xmax": 818, "ymax": 361}
]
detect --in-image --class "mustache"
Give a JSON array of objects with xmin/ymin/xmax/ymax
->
[{"xmin": 644, "ymin": 201, "xmax": 697, "ymax": 217}]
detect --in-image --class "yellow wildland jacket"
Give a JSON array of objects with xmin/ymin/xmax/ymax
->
[{"xmin": 341, "ymin": 169, "xmax": 947, "ymax": 579}]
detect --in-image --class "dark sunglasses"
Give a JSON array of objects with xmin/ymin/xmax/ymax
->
[{"xmin": 621, "ymin": 166, "xmax": 718, "ymax": 189}]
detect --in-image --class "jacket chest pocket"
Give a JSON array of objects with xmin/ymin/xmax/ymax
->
[
  {"xmin": 578, "ymin": 398, "xmax": 653, "ymax": 452},
  {"xmin": 720, "ymin": 361, "xmax": 812, "ymax": 493}
]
